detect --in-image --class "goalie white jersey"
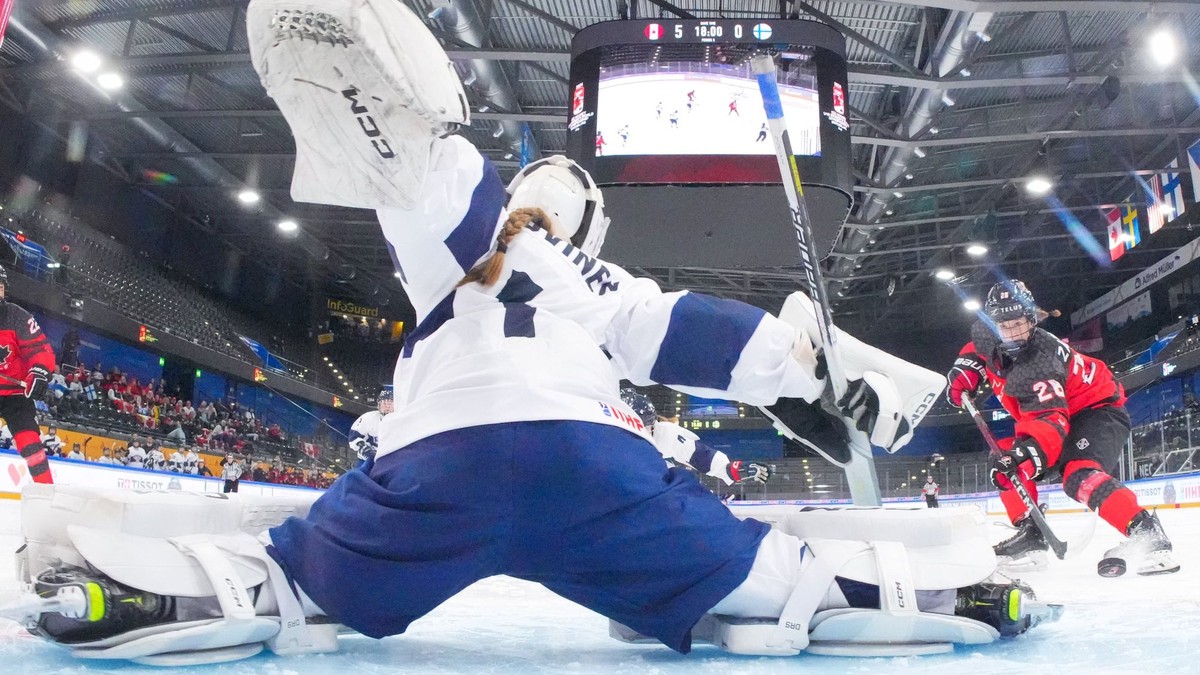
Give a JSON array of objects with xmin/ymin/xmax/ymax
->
[{"xmin": 376, "ymin": 137, "xmax": 822, "ymax": 459}]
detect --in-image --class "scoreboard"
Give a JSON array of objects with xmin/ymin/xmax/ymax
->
[{"xmin": 564, "ymin": 18, "xmax": 853, "ymax": 268}]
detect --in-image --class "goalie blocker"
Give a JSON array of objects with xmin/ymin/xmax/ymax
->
[
  {"xmin": 8, "ymin": 485, "xmax": 1059, "ymax": 664},
  {"xmin": 762, "ymin": 292, "xmax": 944, "ymax": 465}
]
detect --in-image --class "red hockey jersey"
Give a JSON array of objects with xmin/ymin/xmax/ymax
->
[
  {"xmin": 0, "ymin": 302, "xmax": 56, "ymax": 397},
  {"xmin": 962, "ymin": 322, "xmax": 1124, "ymax": 465}
]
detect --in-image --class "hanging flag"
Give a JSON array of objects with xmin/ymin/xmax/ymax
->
[
  {"xmin": 301, "ymin": 442, "xmax": 319, "ymax": 459},
  {"xmin": 238, "ymin": 335, "xmax": 285, "ymax": 371},
  {"xmin": 1106, "ymin": 207, "xmax": 1125, "ymax": 261},
  {"xmin": 1148, "ymin": 160, "xmax": 1185, "ymax": 234},
  {"xmin": 0, "ymin": 0, "xmax": 14, "ymax": 50},
  {"xmin": 1121, "ymin": 204, "xmax": 1141, "ymax": 249},
  {"xmin": 1188, "ymin": 139, "xmax": 1200, "ymax": 211}
]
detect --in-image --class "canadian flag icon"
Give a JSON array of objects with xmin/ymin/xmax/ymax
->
[{"xmin": 645, "ymin": 23, "xmax": 662, "ymax": 40}]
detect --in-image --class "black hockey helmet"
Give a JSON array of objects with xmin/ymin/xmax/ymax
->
[
  {"xmin": 985, "ymin": 280, "xmax": 1038, "ymax": 324},
  {"xmin": 985, "ymin": 279, "xmax": 1038, "ymax": 353},
  {"xmin": 619, "ymin": 388, "xmax": 657, "ymax": 428},
  {"xmin": 377, "ymin": 386, "xmax": 394, "ymax": 412}
]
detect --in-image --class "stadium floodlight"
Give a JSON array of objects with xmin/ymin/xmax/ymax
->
[
  {"xmin": 1025, "ymin": 176, "xmax": 1053, "ymax": 195},
  {"xmin": 934, "ymin": 268, "xmax": 955, "ymax": 281},
  {"xmin": 277, "ymin": 219, "xmax": 299, "ymax": 233},
  {"xmin": 96, "ymin": 72, "xmax": 124, "ymax": 90},
  {"xmin": 963, "ymin": 299, "xmax": 981, "ymax": 311},
  {"xmin": 237, "ymin": 189, "xmax": 261, "ymax": 204},
  {"xmin": 1150, "ymin": 29, "xmax": 1180, "ymax": 67},
  {"xmin": 71, "ymin": 51, "xmax": 103, "ymax": 74},
  {"xmin": 966, "ymin": 243, "xmax": 989, "ymax": 257}
]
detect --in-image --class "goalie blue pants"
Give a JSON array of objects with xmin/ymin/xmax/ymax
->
[{"xmin": 269, "ymin": 420, "xmax": 769, "ymax": 653}]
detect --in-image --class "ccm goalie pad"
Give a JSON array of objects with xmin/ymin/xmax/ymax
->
[
  {"xmin": 763, "ymin": 291, "xmax": 944, "ymax": 457},
  {"xmin": 247, "ymin": 0, "xmax": 470, "ymax": 210},
  {"xmin": 612, "ymin": 508, "xmax": 1062, "ymax": 656},
  {"xmin": 5, "ymin": 485, "xmax": 329, "ymax": 666}
]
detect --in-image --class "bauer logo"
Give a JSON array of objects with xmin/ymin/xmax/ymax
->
[
  {"xmin": 644, "ymin": 23, "xmax": 663, "ymax": 40},
  {"xmin": 572, "ymin": 83, "xmax": 585, "ymax": 116}
]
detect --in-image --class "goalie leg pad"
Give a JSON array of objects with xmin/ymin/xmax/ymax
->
[
  {"xmin": 247, "ymin": 0, "xmax": 470, "ymax": 209},
  {"xmin": 18, "ymin": 483, "xmax": 318, "ymax": 585},
  {"xmin": 775, "ymin": 292, "xmax": 945, "ymax": 451}
]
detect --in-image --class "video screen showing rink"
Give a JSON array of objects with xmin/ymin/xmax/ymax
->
[
  {"xmin": 1, "ymin": 499, "xmax": 1196, "ymax": 673},
  {"xmin": 595, "ymin": 48, "xmax": 821, "ymax": 158}
]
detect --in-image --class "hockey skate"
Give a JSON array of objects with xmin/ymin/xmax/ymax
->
[
  {"xmin": 993, "ymin": 516, "xmax": 1049, "ymax": 572},
  {"xmin": 1096, "ymin": 510, "xmax": 1180, "ymax": 577}
]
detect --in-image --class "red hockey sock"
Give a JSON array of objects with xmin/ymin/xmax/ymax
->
[
  {"xmin": 15, "ymin": 429, "xmax": 53, "ymax": 485},
  {"xmin": 1095, "ymin": 485, "xmax": 1144, "ymax": 535}
]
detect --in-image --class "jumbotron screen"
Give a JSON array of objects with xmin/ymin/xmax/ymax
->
[
  {"xmin": 595, "ymin": 46, "xmax": 821, "ymax": 158},
  {"xmin": 566, "ymin": 19, "xmax": 852, "ymax": 188}
]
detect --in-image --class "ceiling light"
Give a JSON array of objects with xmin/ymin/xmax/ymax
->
[
  {"xmin": 237, "ymin": 189, "xmax": 260, "ymax": 204},
  {"xmin": 1025, "ymin": 176, "xmax": 1053, "ymax": 195},
  {"xmin": 941, "ymin": 92, "xmax": 956, "ymax": 107},
  {"xmin": 913, "ymin": 147, "xmax": 927, "ymax": 158},
  {"xmin": 963, "ymin": 299, "xmax": 981, "ymax": 311},
  {"xmin": 96, "ymin": 72, "xmax": 124, "ymax": 90},
  {"xmin": 934, "ymin": 268, "xmax": 955, "ymax": 281},
  {"xmin": 905, "ymin": 173, "xmax": 914, "ymax": 180},
  {"xmin": 277, "ymin": 219, "xmax": 298, "ymax": 233},
  {"xmin": 960, "ymin": 67, "xmax": 972, "ymax": 77},
  {"xmin": 928, "ymin": 126, "xmax": 939, "ymax": 135},
  {"xmin": 393, "ymin": 271, "xmax": 403, "ymax": 279},
  {"xmin": 966, "ymin": 243, "xmax": 989, "ymax": 256},
  {"xmin": 893, "ymin": 191, "xmax": 905, "ymax": 198},
  {"xmin": 1149, "ymin": 29, "xmax": 1180, "ymax": 67},
  {"xmin": 71, "ymin": 50, "xmax": 103, "ymax": 74},
  {"xmin": 975, "ymin": 31, "xmax": 992, "ymax": 43},
  {"xmin": 885, "ymin": 209, "xmax": 895, "ymax": 216}
]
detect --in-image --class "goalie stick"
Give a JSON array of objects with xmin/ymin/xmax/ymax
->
[{"xmin": 751, "ymin": 54, "xmax": 881, "ymax": 506}]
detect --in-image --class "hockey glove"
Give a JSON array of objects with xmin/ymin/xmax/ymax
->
[
  {"xmin": 946, "ymin": 352, "xmax": 987, "ymax": 408},
  {"xmin": 989, "ymin": 438, "xmax": 1047, "ymax": 490},
  {"xmin": 24, "ymin": 365, "xmax": 50, "ymax": 400},
  {"xmin": 727, "ymin": 460, "xmax": 771, "ymax": 484}
]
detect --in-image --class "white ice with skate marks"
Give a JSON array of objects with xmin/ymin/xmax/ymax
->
[
  {"xmin": 595, "ymin": 72, "xmax": 821, "ymax": 157},
  {"xmin": 1, "ymin": 500, "xmax": 1197, "ymax": 674}
]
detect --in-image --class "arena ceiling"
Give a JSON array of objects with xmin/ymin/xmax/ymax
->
[{"xmin": 4, "ymin": 0, "xmax": 1200, "ymax": 360}]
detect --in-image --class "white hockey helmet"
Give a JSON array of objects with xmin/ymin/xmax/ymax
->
[{"xmin": 505, "ymin": 156, "xmax": 610, "ymax": 258}]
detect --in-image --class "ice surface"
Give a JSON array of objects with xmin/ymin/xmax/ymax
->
[{"xmin": 2, "ymin": 500, "xmax": 1197, "ymax": 674}]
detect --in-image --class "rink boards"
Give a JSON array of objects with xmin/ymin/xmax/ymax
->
[{"xmin": 3, "ymin": 448, "xmax": 1196, "ymax": 517}]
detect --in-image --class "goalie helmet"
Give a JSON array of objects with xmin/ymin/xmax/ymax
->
[
  {"xmin": 619, "ymin": 388, "xmax": 657, "ymax": 428},
  {"xmin": 505, "ymin": 156, "xmax": 610, "ymax": 258}
]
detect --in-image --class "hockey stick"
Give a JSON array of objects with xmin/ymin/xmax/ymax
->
[
  {"xmin": 751, "ymin": 54, "xmax": 881, "ymax": 506},
  {"xmin": 961, "ymin": 394, "xmax": 1069, "ymax": 559}
]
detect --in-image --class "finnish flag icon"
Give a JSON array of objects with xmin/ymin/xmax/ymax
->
[{"xmin": 753, "ymin": 23, "xmax": 772, "ymax": 40}]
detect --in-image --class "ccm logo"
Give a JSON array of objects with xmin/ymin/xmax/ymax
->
[
  {"xmin": 894, "ymin": 581, "xmax": 906, "ymax": 608},
  {"xmin": 342, "ymin": 88, "xmax": 396, "ymax": 159},
  {"xmin": 225, "ymin": 578, "xmax": 245, "ymax": 609},
  {"xmin": 911, "ymin": 391, "xmax": 937, "ymax": 422}
]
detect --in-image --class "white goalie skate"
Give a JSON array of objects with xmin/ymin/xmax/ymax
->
[
  {"xmin": 4, "ymin": 484, "xmax": 333, "ymax": 666},
  {"xmin": 247, "ymin": 0, "xmax": 470, "ymax": 210}
]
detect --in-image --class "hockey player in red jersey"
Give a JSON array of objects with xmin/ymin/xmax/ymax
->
[
  {"xmin": 946, "ymin": 280, "xmax": 1178, "ymax": 577},
  {"xmin": 0, "ymin": 266, "xmax": 56, "ymax": 484}
]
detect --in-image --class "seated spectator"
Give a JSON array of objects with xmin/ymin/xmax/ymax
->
[
  {"xmin": 40, "ymin": 426, "xmax": 64, "ymax": 456},
  {"xmin": 182, "ymin": 400, "xmax": 196, "ymax": 422},
  {"xmin": 49, "ymin": 372, "xmax": 68, "ymax": 400},
  {"xmin": 165, "ymin": 421, "xmax": 187, "ymax": 443}
]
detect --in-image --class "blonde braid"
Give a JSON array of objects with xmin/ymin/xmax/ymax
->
[{"xmin": 457, "ymin": 207, "xmax": 549, "ymax": 288}]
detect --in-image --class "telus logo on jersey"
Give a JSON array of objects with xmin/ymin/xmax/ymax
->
[{"xmin": 342, "ymin": 87, "xmax": 396, "ymax": 159}]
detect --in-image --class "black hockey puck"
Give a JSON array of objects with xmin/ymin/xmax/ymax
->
[{"xmin": 1097, "ymin": 557, "xmax": 1126, "ymax": 577}]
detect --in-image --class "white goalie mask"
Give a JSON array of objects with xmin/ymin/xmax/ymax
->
[{"xmin": 505, "ymin": 156, "xmax": 610, "ymax": 258}]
